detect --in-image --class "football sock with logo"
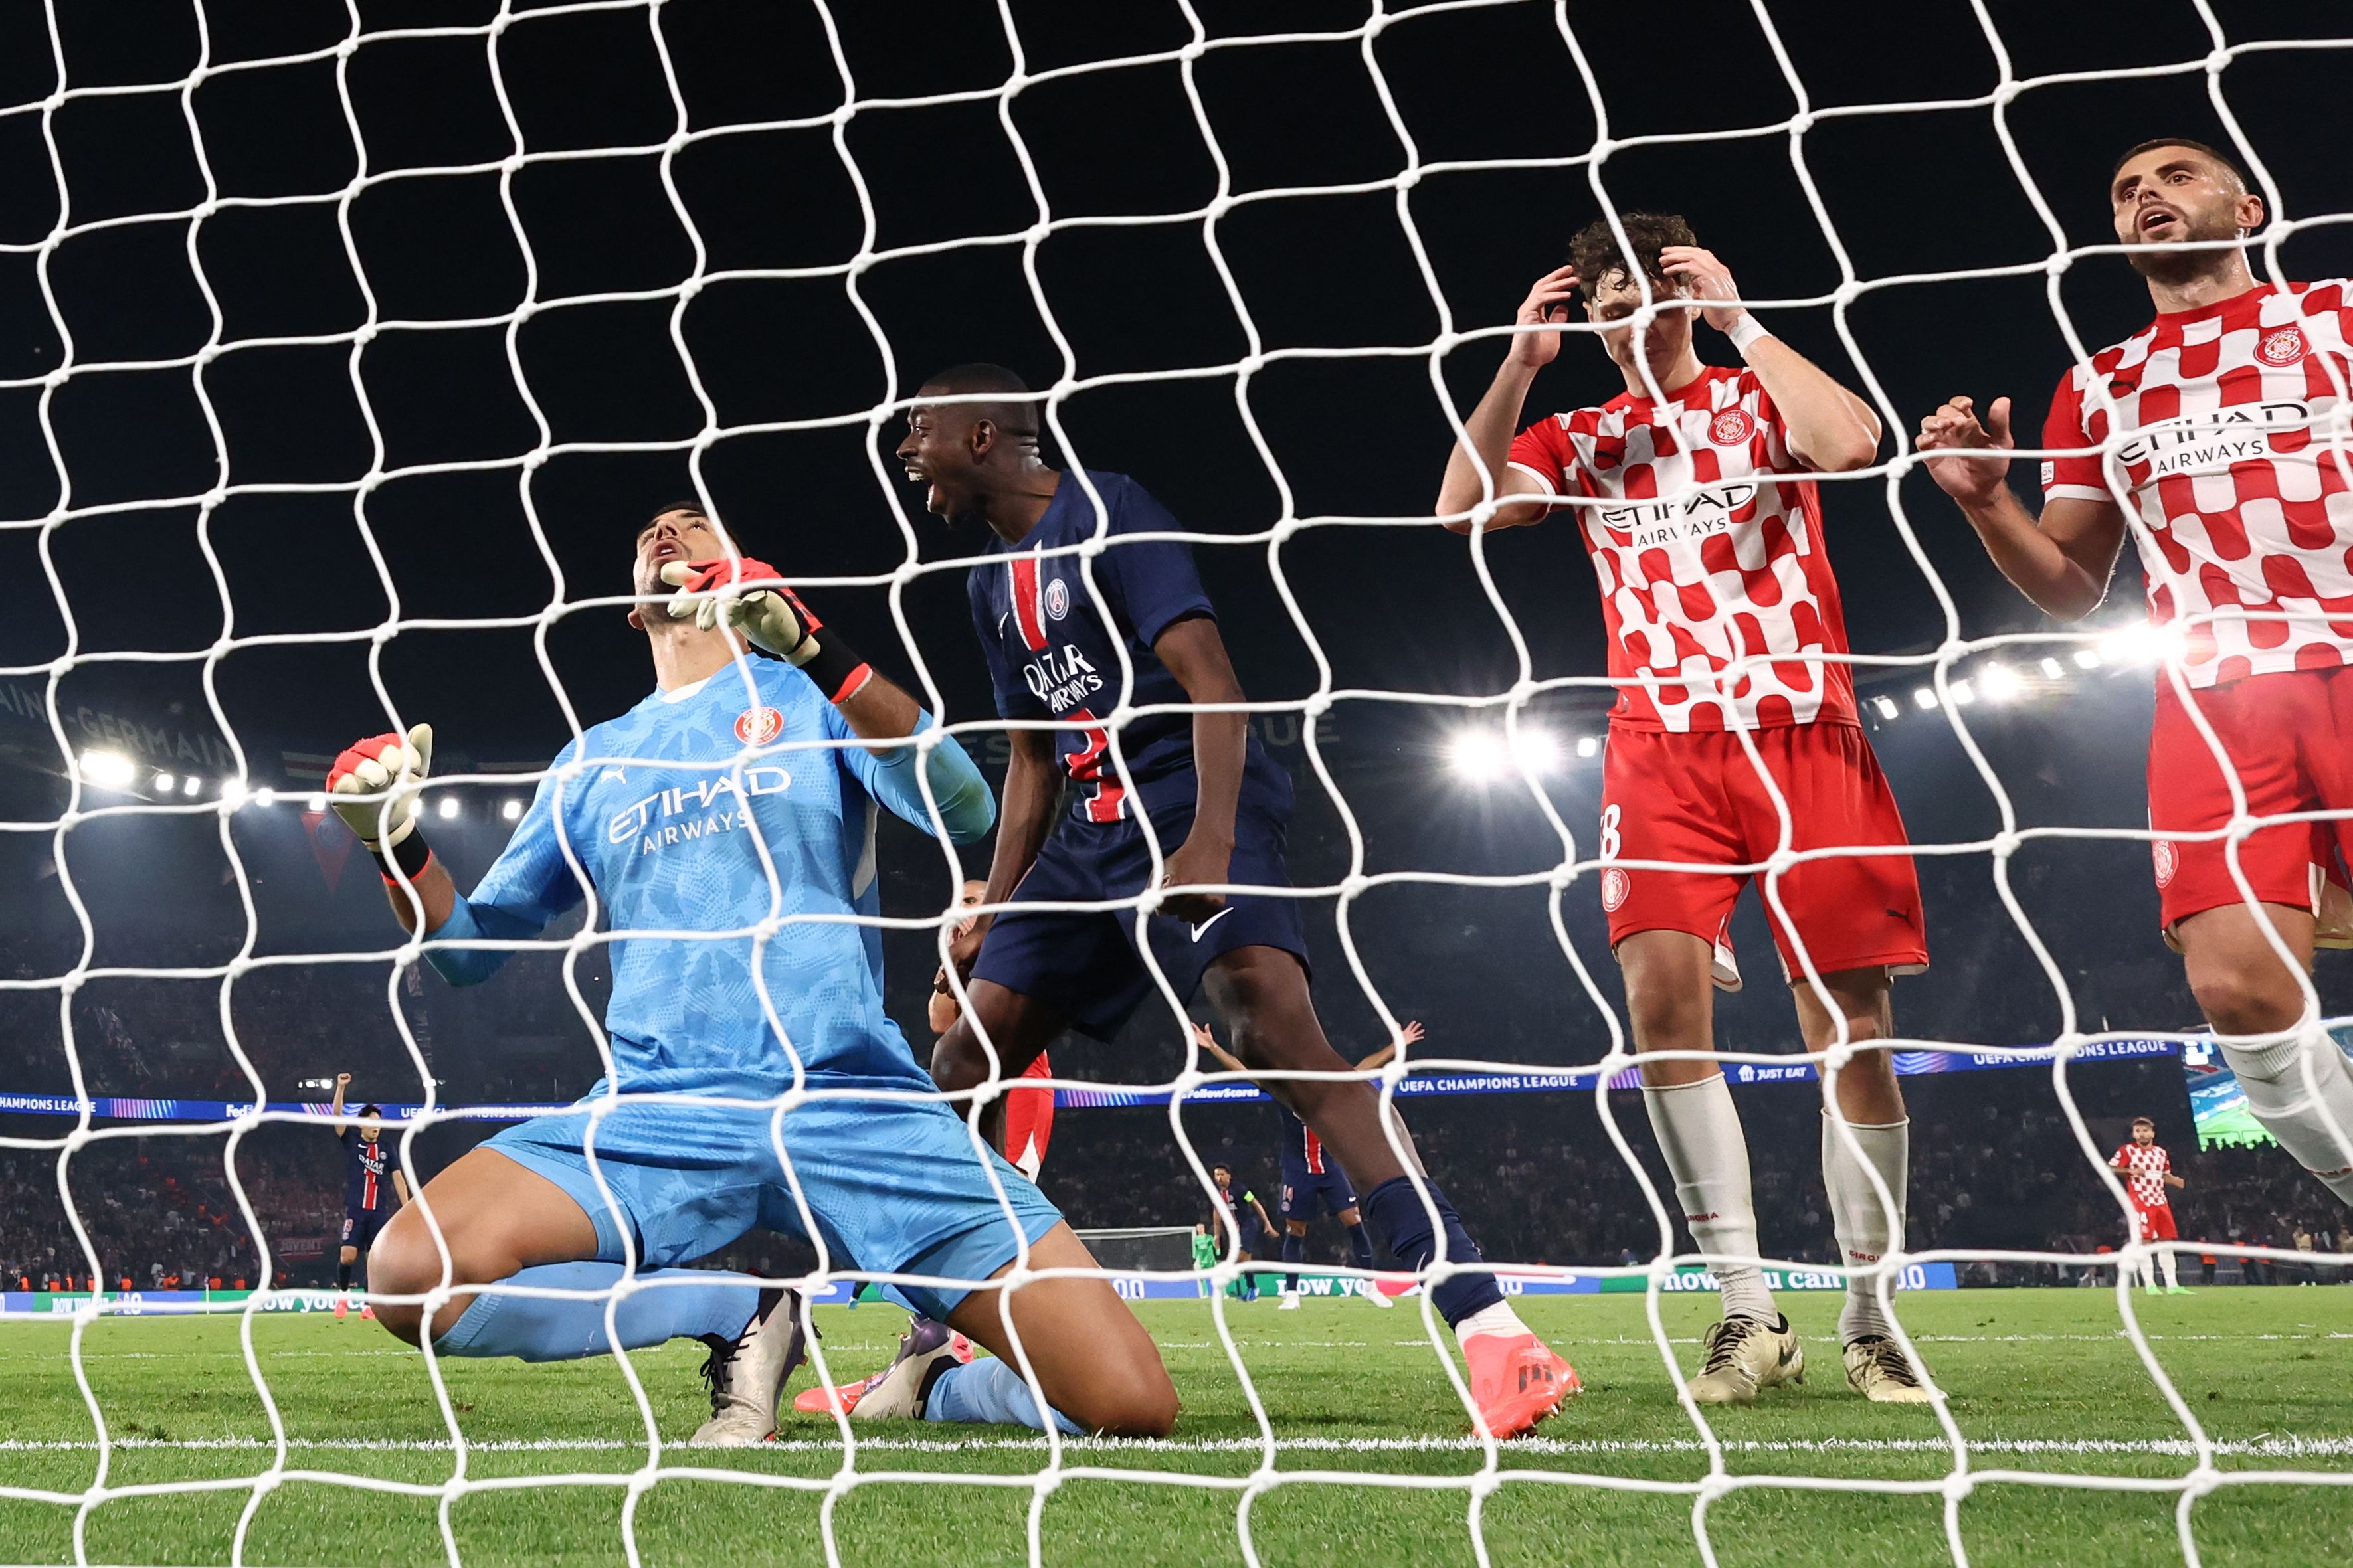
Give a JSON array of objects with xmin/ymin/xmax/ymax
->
[
  {"xmin": 433, "ymin": 1263, "xmax": 760, "ymax": 1363},
  {"xmin": 1345, "ymin": 1222, "xmax": 1376, "ymax": 1272},
  {"xmin": 2222, "ymin": 1031, "xmax": 2353, "ymax": 1205},
  {"xmin": 1280, "ymin": 1231, "xmax": 1303, "ymax": 1292},
  {"xmin": 923, "ymin": 1357, "xmax": 1083, "ymax": 1434},
  {"xmin": 1820, "ymin": 1113, "xmax": 1909, "ymax": 1343},
  {"xmin": 1643, "ymin": 1074, "xmax": 1775, "ymax": 1322},
  {"xmin": 1359, "ymin": 1177, "xmax": 1505, "ymax": 1328}
]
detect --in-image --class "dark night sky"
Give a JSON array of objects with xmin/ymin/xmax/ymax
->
[{"xmin": 3, "ymin": 0, "xmax": 2350, "ymax": 1075}]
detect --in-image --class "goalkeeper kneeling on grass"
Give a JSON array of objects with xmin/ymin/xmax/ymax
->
[{"xmin": 329, "ymin": 502, "xmax": 1177, "ymax": 1444}]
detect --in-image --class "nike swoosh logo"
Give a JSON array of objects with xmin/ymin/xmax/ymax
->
[{"xmin": 1188, "ymin": 907, "xmax": 1236, "ymax": 942}]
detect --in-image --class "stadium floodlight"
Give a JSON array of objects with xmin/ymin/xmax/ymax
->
[
  {"xmin": 437, "ymin": 796, "xmax": 462, "ymax": 820},
  {"xmin": 218, "ymin": 779, "xmax": 249, "ymax": 810},
  {"xmin": 305, "ymin": 794, "xmax": 327, "ymax": 813},
  {"xmin": 2073, "ymin": 648, "xmax": 2103, "ymax": 670},
  {"xmin": 1911, "ymin": 687, "xmax": 1938, "ymax": 710},
  {"xmin": 2098, "ymin": 623, "xmax": 2176, "ymax": 666},
  {"xmin": 253, "ymin": 788, "xmax": 277, "ymax": 808},
  {"xmin": 153, "ymin": 771, "xmax": 176, "ymax": 792},
  {"xmin": 2039, "ymin": 657, "xmax": 2065, "ymax": 679},
  {"xmin": 502, "ymin": 798, "xmax": 525, "ymax": 821},
  {"xmin": 1511, "ymin": 728, "xmax": 1561, "ymax": 771},
  {"xmin": 1872, "ymin": 695, "xmax": 1900, "ymax": 720},
  {"xmin": 1448, "ymin": 727, "xmax": 1563, "ymax": 782},
  {"xmin": 181, "ymin": 775, "xmax": 202, "ymax": 796},
  {"xmin": 1948, "ymin": 679, "xmax": 1977, "ymax": 705},
  {"xmin": 1979, "ymin": 663, "xmax": 2024, "ymax": 702},
  {"xmin": 1573, "ymin": 736, "xmax": 1599, "ymax": 759},
  {"xmin": 79, "ymin": 750, "xmax": 136, "ymax": 789}
]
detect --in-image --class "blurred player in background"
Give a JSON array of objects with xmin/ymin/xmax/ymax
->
[
  {"xmin": 905, "ymin": 364, "xmax": 1577, "ymax": 1436},
  {"xmin": 2111, "ymin": 1116, "xmax": 2190, "ymax": 1294},
  {"xmin": 1207, "ymin": 1160, "xmax": 1279, "ymax": 1302},
  {"xmin": 1437, "ymin": 214, "xmax": 1932, "ymax": 1405},
  {"xmin": 328, "ymin": 1073, "xmax": 408, "ymax": 1320},
  {"xmin": 1920, "ymin": 137, "xmax": 2353, "ymax": 1213},
  {"xmin": 1191, "ymin": 1020, "xmax": 1404, "ymax": 1309},
  {"xmin": 326, "ymin": 504, "xmax": 1176, "ymax": 1444}
]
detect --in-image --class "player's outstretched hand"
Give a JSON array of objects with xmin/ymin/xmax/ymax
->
[
  {"xmin": 1507, "ymin": 265, "xmax": 1581, "ymax": 372},
  {"xmin": 1657, "ymin": 245, "xmax": 1744, "ymax": 334},
  {"xmin": 661, "ymin": 557, "xmax": 821, "ymax": 663},
  {"xmin": 326, "ymin": 724, "xmax": 433, "ymax": 849},
  {"xmin": 1917, "ymin": 394, "xmax": 2014, "ymax": 507}
]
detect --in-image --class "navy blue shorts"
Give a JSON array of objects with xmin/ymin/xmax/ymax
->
[
  {"xmin": 1279, "ymin": 1162, "xmax": 1359, "ymax": 1221},
  {"xmin": 973, "ymin": 769, "xmax": 1311, "ymax": 1041},
  {"xmin": 342, "ymin": 1209, "xmax": 389, "ymax": 1253}
]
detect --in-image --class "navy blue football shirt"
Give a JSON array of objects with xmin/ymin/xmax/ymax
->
[{"xmin": 342, "ymin": 1128, "xmax": 399, "ymax": 1213}]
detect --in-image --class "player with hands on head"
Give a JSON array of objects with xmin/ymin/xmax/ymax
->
[
  {"xmin": 321, "ymin": 501, "xmax": 1177, "ymax": 1446},
  {"xmin": 2111, "ymin": 1116, "xmax": 2190, "ymax": 1295},
  {"xmin": 326, "ymin": 1073, "xmax": 408, "ymax": 1320},
  {"xmin": 1918, "ymin": 137, "xmax": 2353, "ymax": 1213},
  {"xmin": 905, "ymin": 363, "xmax": 1576, "ymax": 1438},
  {"xmin": 1438, "ymin": 212, "xmax": 1936, "ymax": 1407}
]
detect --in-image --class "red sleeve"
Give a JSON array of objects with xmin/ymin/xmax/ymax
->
[
  {"xmin": 2041, "ymin": 367, "xmax": 2107, "ymax": 501},
  {"xmin": 1507, "ymin": 416, "xmax": 1570, "ymax": 496}
]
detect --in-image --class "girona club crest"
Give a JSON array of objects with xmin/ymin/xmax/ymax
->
[
  {"xmin": 1600, "ymin": 867, "xmax": 1631, "ymax": 912},
  {"xmin": 1708, "ymin": 406, "xmax": 1756, "ymax": 446},
  {"xmin": 2257, "ymin": 325, "xmax": 2308, "ymax": 367},
  {"xmin": 2151, "ymin": 838, "xmax": 2179, "ymax": 889},
  {"xmin": 734, "ymin": 705, "xmax": 785, "ymax": 746}
]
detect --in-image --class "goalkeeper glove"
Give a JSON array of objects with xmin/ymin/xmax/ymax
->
[
  {"xmin": 327, "ymin": 723, "xmax": 436, "ymax": 882},
  {"xmin": 661, "ymin": 557, "xmax": 872, "ymax": 704}
]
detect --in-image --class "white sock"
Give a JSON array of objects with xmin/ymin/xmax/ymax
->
[
  {"xmin": 1451, "ymin": 1300, "xmax": 1531, "ymax": 1347},
  {"xmin": 1644, "ymin": 1075, "xmax": 1774, "ymax": 1321},
  {"xmin": 1821, "ymin": 1114, "xmax": 1909, "ymax": 1342},
  {"xmin": 2158, "ymin": 1247, "xmax": 2180, "ymax": 1289},
  {"xmin": 2138, "ymin": 1252, "xmax": 2158, "ymax": 1289},
  {"xmin": 2221, "ymin": 1032, "xmax": 2353, "ymax": 1206}
]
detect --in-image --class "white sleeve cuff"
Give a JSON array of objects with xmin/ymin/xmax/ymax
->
[
  {"xmin": 2043, "ymin": 483, "xmax": 2111, "ymax": 503},
  {"xmin": 1506, "ymin": 460, "xmax": 1560, "ymax": 496}
]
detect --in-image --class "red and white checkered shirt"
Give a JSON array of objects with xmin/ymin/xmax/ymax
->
[
  {"xmin": 2113, "ymin": 1142, "xmax": 2173, "ymax": 1211},
  {"xmin": 1508, "ymin": 364, "xmax": 1857, "ymax": 733},
  {"xmin": 2042, "ymin": 280, "xmax": 2353, "ymax": 687}
]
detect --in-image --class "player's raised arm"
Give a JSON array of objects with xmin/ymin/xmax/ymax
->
[
  {"xmin": 1917, "ymin": 392, "xmax": 2127, "ymax": 621},
  {"xmin": 1436, "ymin": 266, "xmax": 1578, "ymax": 533},
  {"xmin": 1353, "ymin": 1019, "xmax": 1424, "ymax": 1075},
  {"xmin": 1659, "ymin": 245, "xmax": 1881, "ymax": 473},
  {"xmin": 329, "ymin": 1071, "xmax": 350, "ymax": 1135},
  {"xmin": 328, "ymin": 726, "xmax": 458, "ymax": 936},
  {"xmin": 1191, "ymin": 1022, "xmax": 1248, "ymax": 1076}
]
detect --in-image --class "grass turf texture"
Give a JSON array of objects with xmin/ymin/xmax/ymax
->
[{"xmin": 0, "ymin": 1288, "xmax": 2347, "ymax": 1567}]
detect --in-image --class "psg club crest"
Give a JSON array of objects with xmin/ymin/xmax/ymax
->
[
  {"xmin": 1600, "ymin": 867, "xmax": 1631, "ymax": 912},
  {"xmin": 2257, "ymin": 325, "xmax": 2308, "ymax": 367},
  {"xmin": 2151, "ymin": 838, "xmax": 2178, "ymax": 889},
  {"xmin": 1708, "ymin": 407, "xmax": 1756, "ymax": 446},
  {"xmin": 1043, "ymin": 578, "xmax": 1071, "ymax": 621},
  {"xmin": 733, "ymin": 705, "xmax": 785, "ymax": 746}
]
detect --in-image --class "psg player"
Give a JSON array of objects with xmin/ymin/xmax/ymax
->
[
  {"xmin": 324, "ymin": 503, "xmax": 1176, "ymax": 1444},
  {"xmin": 1920, "ymin": 138, "xmax": 2353, "ymax": 1212},
  {"xmin": 903, "ymin": 364, "xmax": 1577, "ymax": 1437},
  {"xmin": 1206, "ymin": 1161, "xmax": 1278, "ymax": 1302},
  {"xmin": 1436, "ymin": 214, "xmax": 1934, "ymax": 1405},
  {"xmin": 2111, "ymin": 1117, "xmax": 2190, "ymax": 1294},
  {"xmin": 1191, "ymin": 1021, "xmax": 1400, "ymax": 1310},
  {"xmin": 328, "ymin": 1073, "xmax": 408, "ymax": 1318}
]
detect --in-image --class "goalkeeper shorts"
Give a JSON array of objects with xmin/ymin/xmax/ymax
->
[
  {"xmin": 484, "ymin": 1077, "xmax": 1061, "ymax": 1321},
  {"xmin": 1597, "ymin": 721, "xmax": 1929, "ymax": 980},
  {"xmin": 2148, "ymin": 665, "xmax": 2353, "ymax": 938}
]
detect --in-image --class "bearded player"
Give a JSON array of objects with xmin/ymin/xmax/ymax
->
[
  {"xmin": 329, "ymin": 504, "xmax": 1176, "ymax": 1443},
  {"xmin": 1919, "ymin": 138, "xmax": 2353, "ymax": 1211},
  {"xmin": 2111, "ymin": 1117, "xmax": 2190, "ymax": 1294},
  {"xmin": 902, "ymin": 364, "xmax": 1577, "ymax": 1438},
  {"xmin": 1436, "ymin": 213, "xmax": 1933, "ymax": 1405}
]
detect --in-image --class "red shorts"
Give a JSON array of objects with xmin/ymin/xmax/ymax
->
[
  {"xmin": 1599, "ymin": 723, "xmax": 1927, "ymax": 980},
  {"xmin": 2134, "ymin": 1204, "xmax": 2178, "ymax": 1243},
  {"xmin": 1002, "ymin": 1052, "xmax": 1056, "ymax": 1181},
  {"xmin": 2148, "ymin": 665, "xmax": 2353, "ymax": 934}
]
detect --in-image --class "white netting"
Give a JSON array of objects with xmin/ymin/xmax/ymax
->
[{"xmin": 5, "ymin": 1, "xmax": 2352, "ymax": 1565}]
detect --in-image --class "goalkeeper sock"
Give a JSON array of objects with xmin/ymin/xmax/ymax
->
[
  {"xmin": 1643, "ymin": 1075, "xmax": 1774, "ymax": 1322},
  {"xmin": 2220, "ymin": 1032, "xmax": 2353, "ymax": 1206},
  {"xmin": 1360, "ymin": 1177, "xmax": 1503, "ymax": 1327},
  {"xmin": 1820, "ymin": 1113, "xmax": 1909, "ymax": 1343},
  {"xmin": 923, "ymin": 1357, "xmax": 1082, "ymax": 1435},
  {"xmin": 1280, "ymin": 1231, "xmax": 1303, "ymax": 1292},
  {"xmin": 433, "ymin": 1263, "xmax": 759, "ymax": 1363},
  {"xmin": 1345, "ymin": 1222, "xmax": 1375, "ymax": 1272}
]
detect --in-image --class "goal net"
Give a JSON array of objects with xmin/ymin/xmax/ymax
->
[{"xmin": 5, "ymin": 0, "xmax": 2351, "ymax": 1564}]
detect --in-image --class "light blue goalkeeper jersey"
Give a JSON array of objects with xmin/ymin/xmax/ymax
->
[{"xmin": 423, "ymin": 657, "xmax": 993, "ymax": 1095}]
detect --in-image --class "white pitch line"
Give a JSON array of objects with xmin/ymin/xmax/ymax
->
[{"xmin": 0, "ymin": 1435, "xmax": 2348, "ymax": 1460}]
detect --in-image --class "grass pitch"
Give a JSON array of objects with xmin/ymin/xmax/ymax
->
[{"xmin": 0, "ymin": 1288, "xmax": 2348, "ymax": 1567}]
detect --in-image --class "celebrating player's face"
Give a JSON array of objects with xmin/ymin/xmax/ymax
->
[
  {"xmin": 898, "ymin": 400, "xmax": 974, "ymax": 521},
  {"xmin": 1582, "ymin": 267, "xmax": 1693, "ymax": 381},
  {"xmin": 2109, "ymin": 146, "xmax": 2263, "ymax": 281}
]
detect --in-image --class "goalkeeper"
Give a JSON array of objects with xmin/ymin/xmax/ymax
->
[{"xmin": 331, "ymin": 504, "xmax": 1176, "ymax": 1444}]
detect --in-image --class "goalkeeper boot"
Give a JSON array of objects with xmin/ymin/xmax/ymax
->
[
  {"xmin": 845, "ymin": 1316, "xmax": 966, "ymax": 1423},
  {"xmin": 1685, "ymin": 1314, "xmax": 1804, "ymax": 1406},
  {"xmin": 1842, "ymin": 1335, "xmax": 1935, "ymax": 1404},
  {"xmin": 689, "ymin": 1288, "xmax": 810, "ymax": 1446},
  {"xmin": 1463, "ymin": 1332, "xmax": 1580, "ymax": 1438},
  {"xmin": 795, "ymin": 1316, "xmax": 973, "ymax": 1415}
]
